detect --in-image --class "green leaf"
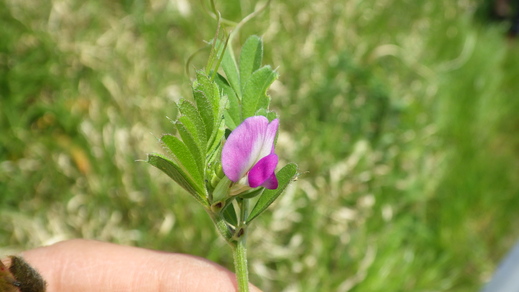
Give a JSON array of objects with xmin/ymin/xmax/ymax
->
[
  {"xmin": 265, "ymin": 111, "xmax": 278, "ymax": 122},
  {"xmin": 175, "ymin": 121, "xmax": 204, "ymax": 173},
  {"xmin": 236, "ymin": 187, "xmax": 264, "ymax": 199},
  {"xmin": 218, "ymin": 41, "xmax": 242, "ymax": 98},
  {"xmin": 161, "ymin": 134, "xmax": 203, "ymax": 187},
  {"xmin": 239, "ymin": 35, "xmax": 263, "ymax": 92},
  {"xmin": 147, "ymin": 154, "xmax": 208, "ymax": 206},
  {"xmin": 215, "ymin": 74, "xmax": 240, "ymax": 128},
  {"xmin": 206, "ymin": 118, "xmax": 225, "ymax": 163},
  {"xmin": 177, "ymin": 115, "xmax": 202, "ymax": 150},
  {"xmin": 222, "ymin": 201, "xmax": 238, "ymax": 227},
  {"xmin": 194, "ymin": 71, "xmax": 220, "ymax": 123},
  {"xmin": 247, "ymin": 163, "xmax": 298, "ymax": 224},
  {"xmin": 192, "ymin": 89, "xmax": 214, "ymax": 137},
  {"xmin": 177, "ymin": 100, "xmax": 207, "ymax": 149},
  {"xmin": 205, "ymin": 89, "xmax": 227, "ymax": 159},
  {"xmin": 241, "ymin": 66, "xmax": 278, "ymax": 119},
  {"xmin": 223, "ymin": 111, "xmax": 237, "ymax": 130},
  {"xmin": 254, "ymin": 108, "xmax": 278, "ymax": 122}
]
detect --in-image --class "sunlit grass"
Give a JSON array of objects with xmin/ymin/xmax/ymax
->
[{"xmin": 1, "ymin": 0, "xmax": 519, "ymax": 291}]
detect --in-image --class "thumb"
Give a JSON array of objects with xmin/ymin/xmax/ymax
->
[{"xmin": 21, "ymin": 239, "xmax": 261, "ymax": 292}]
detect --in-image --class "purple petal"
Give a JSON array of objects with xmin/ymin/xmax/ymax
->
[
  {"xmin": 260, "ymin": 172, "xmax": 278, "ymax": 189},
  {"xmin": 265, "ymin": 119, "xmax": 279, "ymax": 154},
  {"xmin": 248, "ymin": 154, "xmax": 278, "ymax": 188},
  {"xmin": 222, "ymin": 116, "xmax": 279, "ymax": 182},
  {"xmin": 249, "ymin": 118, "xmax": 278, "ymax": 167}
]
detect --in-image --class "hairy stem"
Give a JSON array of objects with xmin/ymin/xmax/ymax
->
[{"xmin": 233, "ymin": 235, "xmax": 250, "ymax": 292}]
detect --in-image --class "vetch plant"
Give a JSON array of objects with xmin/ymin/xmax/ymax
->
[{"xmin": 146, "ymin": 11, "xmax": 298, "ymax": 291}]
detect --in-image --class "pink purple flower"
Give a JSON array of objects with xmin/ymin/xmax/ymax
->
[{"xmin": 222, "ymin": 116, "xmax": 279, "ymax": 190}]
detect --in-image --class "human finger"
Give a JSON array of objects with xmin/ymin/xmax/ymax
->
[{"xmin": 21, "ymin": 239, "xmax": 261, "ymax": 292}]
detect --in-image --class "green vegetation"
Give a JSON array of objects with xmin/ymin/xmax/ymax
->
[{"xmin": 1, "ymin": 0, "xmax": 518, "ymax": 291}]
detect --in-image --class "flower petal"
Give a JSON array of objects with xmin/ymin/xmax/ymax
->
[
  {"xmin": 265, "ymin": 119, "xmax": 279, "ymax": 154},
  {"xmin": 248, "ymin": 118, "xmax": 278, "ymax": 170},
  {"xmin": 260, "ymin": 172, "xmax": 278, "ymax": 189},
  {"xmin": 248, "ymin": 154, "xmax": 278, "ymax": 188},
  {"xmin": 222, "ymin": 116, "xmax": 278, "ymax": 182}
]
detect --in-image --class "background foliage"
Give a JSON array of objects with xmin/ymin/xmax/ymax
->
[{"xmin": 1, "ymin": 0, "xmax": 519, "ymax": 291}]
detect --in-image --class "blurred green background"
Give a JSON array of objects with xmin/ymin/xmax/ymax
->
[{"xmin": 1, "ymin": 0, "xmax": 519, "ymax": 291}]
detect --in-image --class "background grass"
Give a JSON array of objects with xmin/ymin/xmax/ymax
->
[{"xmin": 1, "ymin": 0, "xmax": 519, "ymax": 291}]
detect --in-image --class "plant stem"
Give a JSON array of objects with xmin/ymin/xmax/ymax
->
[
  {"xmin": 206, "ymin": 208, "xmax": 233, "ymax": 243},
  {"xmin": 233, "ymin": 198, "xmax": 250, "ymax": 292},
  {"xmin": 233, "ymin": 235, "xmax": 250, "ymax": 292}
]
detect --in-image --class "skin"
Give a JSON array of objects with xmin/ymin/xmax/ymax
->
[{"xmin": 16, "ymin": 239, "xmax": 261, "ymax": 292}]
